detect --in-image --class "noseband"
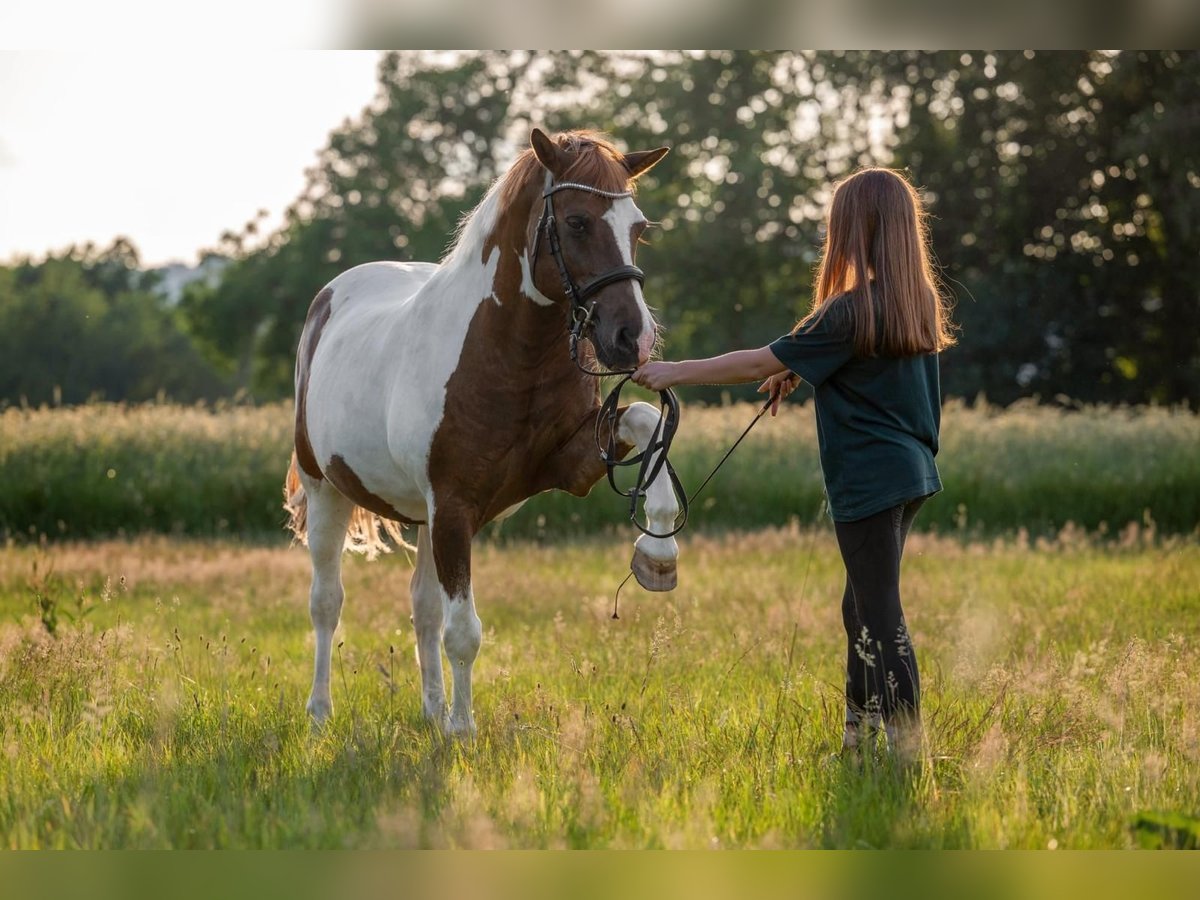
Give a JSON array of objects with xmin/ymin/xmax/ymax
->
[{"xmin": 528, "ymin": 181, "xmax": 646, "ymax": 373}]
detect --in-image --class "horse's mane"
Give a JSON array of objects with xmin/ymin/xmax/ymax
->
[{"xmin": 443, "ymin": 130, "xmax": 634, "ymax": 265}]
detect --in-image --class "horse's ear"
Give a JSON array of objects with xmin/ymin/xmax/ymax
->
[
  {"xmin": 623, "ymin": 146, "xmax": 670, "ymax": 179},
  {"xmin": 530, "ymin": 128, "xmax": 567, "ymax": 178}
]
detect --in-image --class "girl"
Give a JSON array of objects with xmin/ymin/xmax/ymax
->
[{"xmin": 633, "ymin": 167, "xmax": 956, "ymax": 761}]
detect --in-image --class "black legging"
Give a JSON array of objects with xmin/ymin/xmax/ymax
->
[{"xmin": 834, "ymin": 496, "xmax": 926, "ymax": 728}]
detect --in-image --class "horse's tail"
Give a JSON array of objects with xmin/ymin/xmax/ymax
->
[
  {"xmin": 284, "ymin": 452, "xmax": 415, "ymax": 561},
  {"xmin": 283, "ymin": 452, "xmax": 309, "ymax": 544},
  {"xmin": 345, "ymin": 507, "xmax": 415, "ymax": 560}
]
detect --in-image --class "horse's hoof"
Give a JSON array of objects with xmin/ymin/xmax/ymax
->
[
  {"xmin": 306, "ymin": 695, "xmax": 333, "ymax": 725},
  {"xmin": 631, "ymin": 548, "xmax": 677, "ymax": 592}
]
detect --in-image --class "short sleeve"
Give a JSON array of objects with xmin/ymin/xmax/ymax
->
[{"xmin": 769, "ymin": 307, "xmax": 854, "ymax": 388}]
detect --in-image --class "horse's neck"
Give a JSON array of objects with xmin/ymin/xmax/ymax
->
[
  {"xmin": 471, "ymin": 260, "xmax": 576, "ymax": 378},
  {"xmin": 438, "ymin": 182, "xmax": 576, "ymax": 375}
]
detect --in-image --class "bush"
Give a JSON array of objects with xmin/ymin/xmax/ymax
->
[{"xmin": 1, "ymin": 399, "xmax": 1196, "ymax": 542}]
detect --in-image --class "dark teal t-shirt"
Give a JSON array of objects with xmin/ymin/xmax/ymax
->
[{"xmin": 769, "ymin": 298, "xmax": 942, "ymax": 522}]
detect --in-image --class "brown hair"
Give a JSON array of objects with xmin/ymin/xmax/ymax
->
[
  {"xmin": 799, "ymin": 167, "xmax": 956, "ymax": 357},
  {"xmin": 498, "ymin": 130, "xmax": 632, "ymax": 209}
]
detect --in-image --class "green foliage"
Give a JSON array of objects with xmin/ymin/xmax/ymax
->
[
  {"xmin": 1, "ymin": 401, "xmax": 1196, "ymax": 542},
  {"xmin": 178, "ymin": 51, "xmax": 1200, "ymax": 407},
  {"xmin": 0, "ymin": 241, "xmax": 227, "ymax": 406},
  {"xmin": 881, "ymin": 50, "xmax": 1200, "ymax": 405},
  {"xmin": 0, "ymin": 403, "xmax": 291, "ymax": 540},
  {"xmin": 0, "ymin": 533, "xmax": 1196, "ymax": 847},
  {"xmin": 1131, "ymin": 811, "xmax": 1200, "ymax": 849},
  {"xmin": 2, "ymin": 54, "xmax": 1195, "ymax": 408},
  {"xmin": 181, "ymin": 52, "xmax": 539, "ymax": 397}
]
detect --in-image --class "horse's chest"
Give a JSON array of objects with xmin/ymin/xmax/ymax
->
[{"xmin": 427, "ymin": 402, "xmax": 585, "ymax": 524}]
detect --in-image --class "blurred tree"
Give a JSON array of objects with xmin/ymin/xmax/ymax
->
[
  {"xmin": 880, "ymin": 50, "xmax": 1199, "ymax": 404},
  {"xmin": 0, "ymin": 241, "xmax": 226, "ymax": 406},
  {"xmin": 181, "ymin": 50, "xmax": 1199, "ymax": 406},
  {"xmin": 183, "ymin": 51, "xmax": 543, "ymax": 396},
  {"xmin": 561, "ymin": 51, "xmax": 896, "ymax": 398}
]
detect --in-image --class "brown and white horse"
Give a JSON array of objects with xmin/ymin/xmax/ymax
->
[{"xmin": 284, "ymin": 129, "xmax": 679, "ymax": 735}]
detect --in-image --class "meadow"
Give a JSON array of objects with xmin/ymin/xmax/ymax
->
[
  {"xmin": 1, "ymin": 399, "xmax": 1197, "ymax": 849},
  {"xmin": 1, "ymin": 398, "xmax": 1198, "ymax": 542},
  {"xmin": 1, "ymin": 527, "xmax": 1197, "ymax": 849}
]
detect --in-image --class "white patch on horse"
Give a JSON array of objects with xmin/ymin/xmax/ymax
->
[
  {"xmin": 519, "ymin": 251, "xmax": 553, "ymax": 306},
  {"xmin": 603, "ymin": 197, "xmax": 656, "ymax": 363},
  {"xmin": 303, "ymin": 180, "xmax": 505, "ymax": 522}
]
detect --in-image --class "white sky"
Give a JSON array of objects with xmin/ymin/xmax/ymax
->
[{"xmin": 0, "ymin": 51, "xmax": 383, "ymax": 266}]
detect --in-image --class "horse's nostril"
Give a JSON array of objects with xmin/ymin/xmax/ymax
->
[{"xmin": 615, "ymin": 326, "xmax": 636, "ymax": 353}]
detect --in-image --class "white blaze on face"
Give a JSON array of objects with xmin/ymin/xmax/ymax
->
[{"xmin": 603, "ymin": 197, "xmax": 656, "ymax": 364}]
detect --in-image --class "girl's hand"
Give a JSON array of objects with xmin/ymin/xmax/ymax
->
[
  {"xmin": 757, "ymin": 371, "xmax": 800, "ymax": 416},
  {"xmin": 632, "ymin": 361, "xmax": 680, "ymax": 392}
]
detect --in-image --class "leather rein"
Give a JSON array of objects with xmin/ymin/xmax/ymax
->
[{"xmin": 530, "ymin": 179, "xmax": 771, "ymax": 541}]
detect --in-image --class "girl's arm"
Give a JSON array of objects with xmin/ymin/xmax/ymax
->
[{"xmin": 632, "ymin": 347, "xmax": 787, "ymax": 392}]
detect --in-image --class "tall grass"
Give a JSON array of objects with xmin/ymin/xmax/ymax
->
[
  {"xmin": 0, "ymin": 403, "xmax": 290, "ymax": 540},
  {"xmin": 0, "ymin": 532, "xmax": 1196, "ymax": 848},
  {"xmin": 1, "ymin": 398, "xmax": 1197, "ymax": 541}
]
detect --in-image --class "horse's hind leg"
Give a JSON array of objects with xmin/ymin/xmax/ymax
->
[
  {"xmin": 303, "ymin": 479, "xmax": 355, "ymax": 724},
  {"xmin": 410, "ymin": 524, "xmax": 448, "ymax": 727}
]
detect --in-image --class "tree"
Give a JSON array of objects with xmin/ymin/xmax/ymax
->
[
  {"xmin": 182, "ymin": 51, "xmax": 1200, "ymax": 406},
  {"xmin": 879, "ymin": 50, "xmax": 1200, "ymax": 404},
  {"xmin": 183, "ymin": 51, "xmax": 545, "ymax": 397},
  {"xmin": 0, "ymin": 241, "xmax": 226, "ymax": 406}
]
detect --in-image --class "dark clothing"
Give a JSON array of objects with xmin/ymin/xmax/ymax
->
[
  {"xmin": 768, "ymin": 291, "xmax": 942, "ymax": 737},
  {"xmin": 836, "ymin": 496, "xmax": 926, "ymax": 723},
  {"xmin": 768, "ymin": 297, "xmax": 942, "ymax": 521}
]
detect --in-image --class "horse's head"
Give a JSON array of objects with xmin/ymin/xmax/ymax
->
[{"xmin": 526, "ymin": 129, "xmax": 669, "ymax": 371}]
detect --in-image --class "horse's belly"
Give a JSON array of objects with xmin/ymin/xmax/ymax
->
[
  {"xmin": 302, "ymin": 255, "xmax": 500, "ymax": 527},
  {"xmin": 493, "ymin": 500, "xmax": 528, "ymax": 522},
  {"xmin": 321, "ymin": 445, "xmax": 429, "ymax": 524}
]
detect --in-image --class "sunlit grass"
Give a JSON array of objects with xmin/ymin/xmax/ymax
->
[{"xmin": 1, "ymin": 530, "xmax": 1196, "ymax": 848}]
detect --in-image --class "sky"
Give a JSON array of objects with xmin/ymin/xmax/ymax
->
[{"xmin": 0, "ymin": 51, "xmax": 383, "ymax": 267}]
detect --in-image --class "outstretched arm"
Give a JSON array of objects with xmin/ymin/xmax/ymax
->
[{"xmin": 632, "ymin": 347, "xmax": 787, "ymax": 391}]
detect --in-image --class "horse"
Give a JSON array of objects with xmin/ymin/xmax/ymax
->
[{"xmin": 284, "ymin": 128, "xmax": 679, "ymax": 736}]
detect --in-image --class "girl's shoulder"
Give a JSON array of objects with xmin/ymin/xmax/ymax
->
[{"xmin": 804, "ymin": 291, "xmax": 855, "ymax": 335}]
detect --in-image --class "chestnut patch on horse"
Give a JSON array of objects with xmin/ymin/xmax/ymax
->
[
  {"xmin": 325, "ymin": 454, "xmax": 421, "ymax": 525},
  {"xmin": 294, "ymin": 287, "xmax": 334, "ymax": 480},
  {"xmin": 428, "ymin": 285, "xmax": 607, "ymax": 529}
]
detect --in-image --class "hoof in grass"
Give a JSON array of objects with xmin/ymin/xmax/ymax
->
[{"xmin": 631, "ymin": 548, "xmax": 677, "ymax": 592}]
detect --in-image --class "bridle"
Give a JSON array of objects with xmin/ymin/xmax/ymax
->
[
  {"xmin": 528, "ymin": 177, "xmax": 688, "ymax": 539},
  {"xmin": 528, "ymin": 176, "xmax": 772, "ymax": 544},
  {"xmin": 529, "ymin": 179, "xmax": 647, "ymax": 376}
]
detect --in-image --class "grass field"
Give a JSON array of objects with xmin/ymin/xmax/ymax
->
[
  {"xmin": 2, "ymin": 399, "xmax": 1198, "ymax": 541},
  {"xmin": 2, "ymin": 529, "xmax": 1197, "ymax": 849}
]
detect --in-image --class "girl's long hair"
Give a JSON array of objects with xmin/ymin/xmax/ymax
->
[{"xmin": 798, "ymin": 167, "xmax": 956, "ymax": 357}]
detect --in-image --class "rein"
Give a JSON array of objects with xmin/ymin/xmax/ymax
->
[
  {"xmin": 531, "ymin": 178, "xmax": 775, "ymax": 543},
  {"xmin": 596, "ymin": 375, "xmax": 775, "ymax": 540}
]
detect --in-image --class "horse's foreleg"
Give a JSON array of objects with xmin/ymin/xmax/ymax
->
[
  {"xmin": 430, "ymin": 512, "xmax": 481, "ymax": 737},
  {"xmin": 303, "ymin": 479, "xmax": 355, "ymax": 724},
  {"xmin": 409, "ymin": 524, "xmax": 447, "ymax": 726},
  {"xmin": 618, "ymin": 401, "xmax": 681, "ymax": 591}
]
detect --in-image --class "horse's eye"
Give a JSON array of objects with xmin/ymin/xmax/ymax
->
[{"xmin": 565, "ymin": 216, "xmax": 587, "ymax": 233}]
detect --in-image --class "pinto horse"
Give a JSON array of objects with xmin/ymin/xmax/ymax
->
[{"xmin": 284, "ymin": 129, "xmax": 678, "ymax": 735}]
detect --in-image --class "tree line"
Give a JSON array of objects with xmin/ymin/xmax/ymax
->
[{"xmin": 3, "ymin": 51, "xmax": 1196, "ymax": 408}]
